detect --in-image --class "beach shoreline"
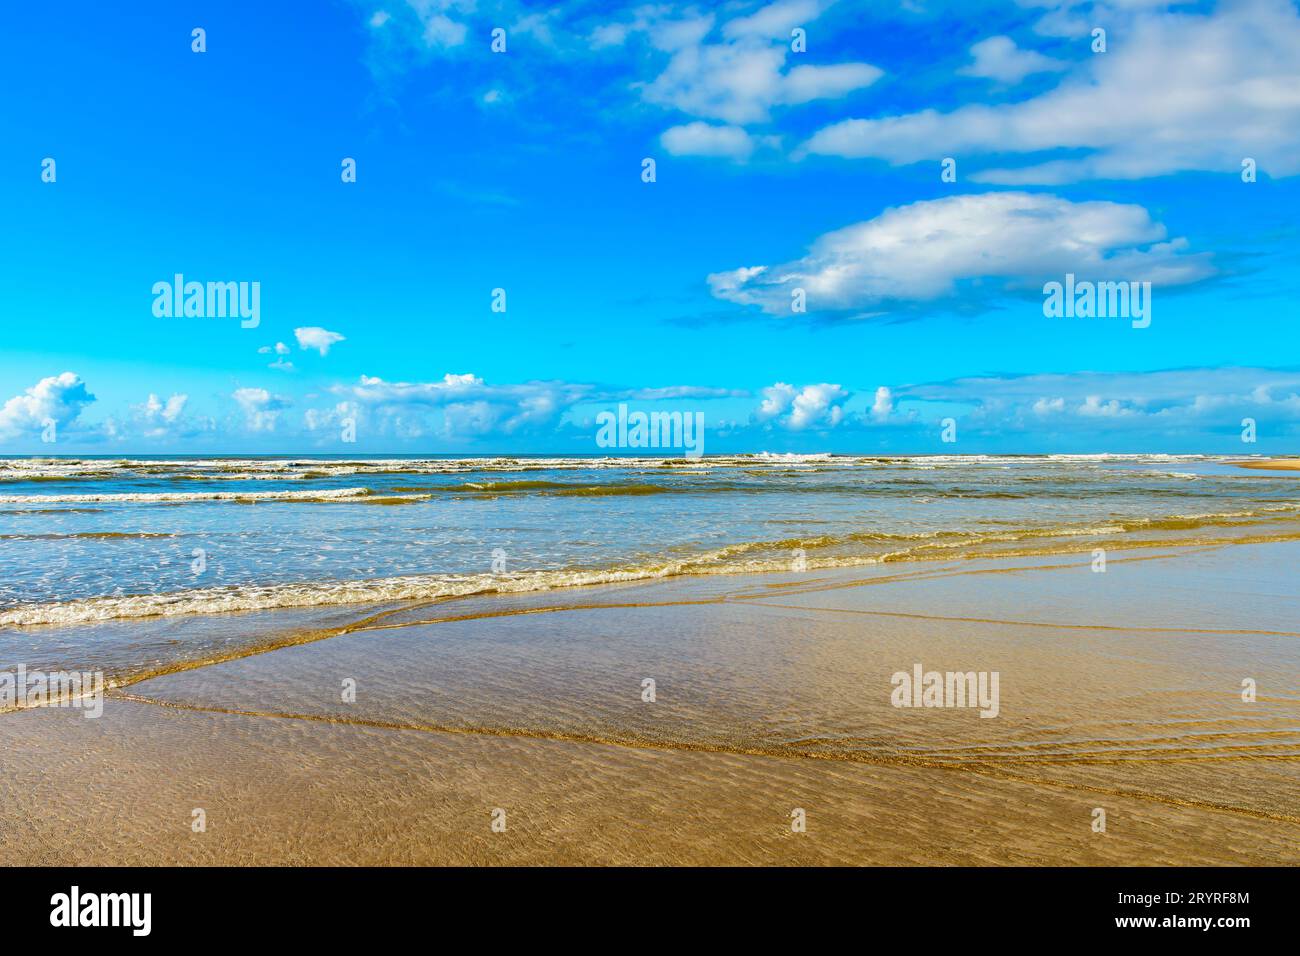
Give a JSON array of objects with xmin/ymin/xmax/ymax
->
[
  {"xmin": 1235, "ymin": 458, "xmax": 1300, "ymax": 471},
  {"xmin": 3, "ymin": 541, "xmax": 1297, "ymax": 865}
]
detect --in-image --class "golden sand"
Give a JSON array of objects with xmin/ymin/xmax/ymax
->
[
  {"xmin": 2, "ymin": 544, "xmax": 1298, "ymax": 865},
  {"xmin": 1235, "ymin": 458, "xmax": 1300, "ymax": 471}
]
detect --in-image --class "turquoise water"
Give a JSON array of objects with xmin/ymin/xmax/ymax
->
[{"xmin": 1, "ymin": 453, "xmax": 1297, "ymax": 628}]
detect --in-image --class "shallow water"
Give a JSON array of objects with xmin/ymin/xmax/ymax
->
[
  {"xmin": 3, "ymin": 544, "xmax": 1296, "ymax": 865},
  {"xmin": 1, "ymin": 454, "xmax": 1297, "ymax": 676}
]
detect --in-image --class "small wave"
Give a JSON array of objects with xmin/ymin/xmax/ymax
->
[
  {"xmin": 0, "ymin": 531, "xmax": 180, "ymax": 541},
  {"xmin": 8, "ymin": 508, "xmax": 1299, "ymax": 628},
  {"xmin": 0, "ymin": 565, "xmax": 708, "ymax": 628},
  {"xmin": 0, "ymin": 452, "xmax": 1241, "ymax": 483},
  {"xmin": 461, "ymin": 480, "xmax": 671, "ymax": 497},
  {"xmin": 460, "ymin": 480, "xmax": 579, "ymax": 492},
  {"xmin": 0, "ymin": 487, "xmax": 428, "ymax": 505}
]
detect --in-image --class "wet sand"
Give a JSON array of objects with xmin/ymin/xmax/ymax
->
[
  {"xmin": 1236, "ymin": 458, "xmax": 1300, "ymax": 471},
  {"xmin": 2, "ymin": 542, "xmax": 1298, "ymax": 865}
]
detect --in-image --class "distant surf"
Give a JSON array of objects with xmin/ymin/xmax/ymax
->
[{"xmin": 2, "ymin": 454, "xmax": 1295, "ymax": 634}]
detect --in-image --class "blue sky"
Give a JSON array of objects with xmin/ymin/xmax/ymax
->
[{"xmin": 1, "ymin": 0, "xmax": 1297, "ymax": 454}]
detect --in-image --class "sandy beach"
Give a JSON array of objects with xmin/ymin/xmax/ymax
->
[
  {"xmin": 4, "ymin": 539, "xmax": 1297, "ymax": 866},
  {"xmin": 1236, "ymin": 458, "xmax": 1300, "ymax": 471}
]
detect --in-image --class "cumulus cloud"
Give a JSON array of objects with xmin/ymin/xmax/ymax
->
[
  {"xmin": 323, "ymin": 373, "xmax": 749, "ymax": 440},
  {"xmin": 232, "ymin": 387, "xmax": 291, "ymax": 432},
  {"xmin": 585, "ymin": 0, "xmax": 880, "ymax": 147},
  {"xmin": 295, "ymin": 327, "xmax": 346, "ymax": 356},
  {"xmin": 641, "ymin": 17, "xmax": 882, "ymax": 125},
  {"xmin": 120, "ymin": 392, "xmax": 218, "ymax": 442},
  {"xmin": 723, "ymin": 0, "xmax": 824, "ymax": 40},
  {"xmin": 959, "ymin": 35, "xmax": 1065, "ymax": 84},
  {"xmin": 870, "ymin": 385, "xmax": 894, "ymax": 421},
  {"xmin": 0, "ymin": 372, "xmax": 96, "ymax": 439},
  {"xmin": 329, "ymin": 373, "xmax": 588, "ymax": 437},
  {"xmin": 661, "ymin": 122, "xmax": 766, "ymax": 160},
  {"xmin": 304, "ymin": 401, "xmax": 358, "ymax": 433},
  {"xmin": 335, "ymin": 372, "xmax": 490, "ymax": 404},
  {"xmin": 353, "ymin": 0, "xmax": 878, "ymax": 164},
  {"xmin": 620, "ymin": 385, "xmax": 749, "ymax": 401},
  {"xmin": 258, "ymin": 341, "xmax": 295, "ymax": 371},
  {"xmin": 900, "ymin": 367, "xmax": 1300, "ymax": 433},
  {"xmin": 755, "ymin": 382, "xmax": 848, "ymax": 429},
  {"xmin": 801, "ymin": 1, "xmax": 1300, "ymax": 182},
  {"xmin": 707, "ymin": 192, "xmax": 1214, "ymax": 316},
  {"xmin": 136, "ymin": 393, "xmax": 187, "ymax": 424},
  {"xmin": 401, "ymin": 1, "xmax": 467, "ymax": 48}
]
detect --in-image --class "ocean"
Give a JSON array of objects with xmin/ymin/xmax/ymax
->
[{"xmin": 2, "ymin": 453, "xmax": 1298, "ymax": 678}]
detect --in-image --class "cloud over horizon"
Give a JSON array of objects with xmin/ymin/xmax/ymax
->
[
  {"xmin": 0, "ymin": 373, "xmax": 96, "ymax": 439},
  {"xmin": 708, "ymin": 192, "xmax": 1214, "ymax": 316}
]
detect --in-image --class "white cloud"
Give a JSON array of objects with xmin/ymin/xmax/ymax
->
[
  {"xmin": 615, "ymin": 0, "xmax": 880, "ymax": 128},
  {"xmin": 781, "ymin": 63, "xmax": 884, "ymax": 104},
  {"xmin": 354, "ymin": 0, "xmax": 877, "ymax": 164},
  {"xmin": 354, "ymin": 0, "xmax": 470, "ymax": 77},
  {"xmin": 513, "ymin": 11, "xmax": 562, "ymax": 48},
  {"xmin": 336, "ymin": 372, "xmax": 488, "ymax": 405},
  {"xmin": 329, "ymin": 373, "xmax": 587, "ymax": 437},
  {"xmin": 232, "ymin": 387, "xmax": 291, "ymax": 432},
  {"xmin": 0, "ymin": 372, "xmax": 95, "ymax": 438},
  {"xmin": 1077, "ymin": 394, "xmax": 1134, "ymax": 417},
  {"xmin": 622, "ymin": 385, "xmax": 749, "ymax": 400},
  {"xmin": 900, "ymin": 367, "xmax": 1300, "ymax": 432},
  {"xmin": 295, "ymin": 327, "xmax": 346, "ymax": 356},
  {"xmin": 324, "ymin": 373, "xmax": 746, "ymax": 439},
  {"xmin": 259, "ymin": 341, "xmax": 294, "ymax": 370},
  {"xmin": 707, "ymin": 192, "xmax": 1213, "ymax": 315},
  {"xmin": 644, "ymin": 42, "xmax": 787, "ymax": 124},
  {"xmin": 661, "ymin": 122, "xmax": 762, "ymax": 160},
  {"xmin": 802, "ymin": 1, "xmax": 1300, "ymax": 181},
  {"xmin": 136, "ymin": 393, "xmax": 187, "ymax": 424},
  {"xmin": 870, "ymin": 385, "xmax": 894, "ymax": 421},
  {"xmin": 959, "ymin": 35, "xmax": 1065, "ymax": 84},
  {"xmin": 590, "ymin": 22, "xmax": 630, "ymax": 48},
  {"xmin": 1032, "ymin": 396, "xmax": 1066, "ymax": 415},
  {"xmin": 420, "ymin": 13, "xmax": 467, "ymax": 48},
  {"xmin": 644, "ymin": 36, "xmax": 880, "ymax": 125},
  {"xmin": 646, "ymin": 13, "xmax": 716, "ymax": 53},
  {"xmin": 304, "ymin": 401, "xmax": 358, "ymax": 432},
  {"xmin": 724, "ymin": 0, "xmax": 824, "ymax": 39},
  {"xmin": 755, "ymin": 382, "xmax": 848, "ymax": 429},
  {"xmin": 124, "ymin": 392, "xmax": 213, "ymax": 441},
  {"xmin": 1025, "ymin": 0, "xmax": 1179, "ymax": 41}
]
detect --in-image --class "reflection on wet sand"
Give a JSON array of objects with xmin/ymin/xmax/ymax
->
[{"xmin": 2, "ymin": 541, "xmax": 1298, "ymax": 865}]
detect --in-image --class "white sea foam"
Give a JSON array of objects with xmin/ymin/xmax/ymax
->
[
  {"xmin": 0, "ymin": 564, "xmax": 740, "ymax": 627},
  {"xmin": 6, "ymin": 504, "xmax": 1296, "ymax": 628},
  {"xmin": 0, "ymin": 487, "xmax": 426, "ymax": 505},
  {"xmin": 0, "ymin": 452, "xmax": 1250, "ymax": 483}
]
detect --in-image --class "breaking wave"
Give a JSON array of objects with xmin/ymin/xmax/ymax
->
[{"xmin": 5, "ymin": 506, "xmax": 1299, "ymax": 628}]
